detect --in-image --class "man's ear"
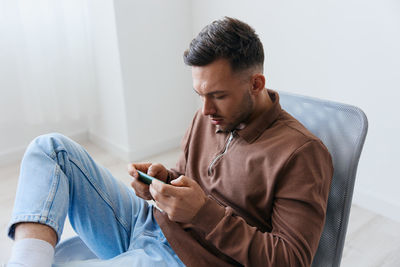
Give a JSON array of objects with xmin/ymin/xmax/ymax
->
[{"xmin": 250, "ymin": 73, "xmax": 266, "ymax": 95}]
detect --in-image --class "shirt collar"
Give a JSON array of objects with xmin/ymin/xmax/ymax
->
[
  {"xmin": 215, "ymin": 122, "xmax": 246, "ymax": 134},
  {"xmin": 217, "ymin": 89, "xmax": 281, "ymax": 143}
]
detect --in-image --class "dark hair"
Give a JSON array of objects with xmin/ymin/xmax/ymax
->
[{"xmin": 183, "ymin": 17, "xmax": 264, "ymax": 72}]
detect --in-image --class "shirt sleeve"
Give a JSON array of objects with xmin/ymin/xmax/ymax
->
[{"xmin": 190, "ymin": 140, "xmax": 333, "ymax": 267}]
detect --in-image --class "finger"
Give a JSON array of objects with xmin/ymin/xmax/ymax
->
[
  {"xmin": 128, "ymin": 162, "xmax": 152, "ymax": 177},
  {"xmin": 147, "ymin": 164, "xmax": 168, "ymax": 183},
  {"xmin": 151, "ymin": 179, "xmax": 188, "ymax": 198},
  {"xmin": 127, "ymin": 164, "xmax": 138, "ymax": 178},
  {"xmin": 131, "ymin": 179, "xmax": 152, "ymax": 200},
  {"xmin": 149, "ymin": 183, "xmax": 170, "ymax": 203},
  {"xmin": 150, "ymin": 189, "xmax": 174, "ymax": 217},
  {"xmin": 170, "ymin": 175, "xmax": 191, "ymax": 187},
  {"xmin": 147, "ymin": 163, "xmax": 164, "ymax": 177},
  {"xmin": 150, "ymin": 179, "xmax": 172, "ymax": 193}
]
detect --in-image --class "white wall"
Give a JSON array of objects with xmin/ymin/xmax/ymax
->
[
  {"xmin": 84, "ymin": 0, "xmax": 197, "ymax": 162},
  {"xmin": 0, "ymin": 0, "xmax": 197, "ymax": 165},
  {"xmin": 85, "ymin": 0, "xmax": 131, "ymax": 160},
  {"xmin": 113, "ymin": 0, "xmax": 197, "ymax": 160},
  {"xmin": 192, "ymin": 0, "xmax": 400, "ymax": 221},
  {"xmin": 0, "ymin": 0, "xmax": 96, "ymax": 166}
]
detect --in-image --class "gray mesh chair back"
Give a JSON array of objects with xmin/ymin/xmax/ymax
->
[{"xmin": 279, "ymin": 91, "xmax": 368, "ymax": 267}]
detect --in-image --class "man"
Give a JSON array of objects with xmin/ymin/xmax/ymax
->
[{"xmin": 7, "ymin": 17, "xmax": 333, "ymax": 267}]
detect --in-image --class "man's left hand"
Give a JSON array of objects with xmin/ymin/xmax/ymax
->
[{"xmin": 149, "ymin": 176, "xmax": 207, "ymax": 223}]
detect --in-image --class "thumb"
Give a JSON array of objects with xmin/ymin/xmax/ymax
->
[{"xmin": 170, "ymin": 176, "xmax": 191, "ymax": 187}]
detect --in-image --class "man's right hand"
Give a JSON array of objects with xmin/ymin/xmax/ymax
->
[{"xmin": 128, "ymin": 162, "xmax": 169, "ymax": 200}]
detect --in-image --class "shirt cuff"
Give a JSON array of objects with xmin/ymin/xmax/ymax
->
[{"xmin": 190, "ymin": 196, "xmax": 226, "ymax": 234}]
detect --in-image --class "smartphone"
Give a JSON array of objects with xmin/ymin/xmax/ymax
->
[{"xmin": 137, "ymin": 170, "xmax": 165, "ymax": 185}]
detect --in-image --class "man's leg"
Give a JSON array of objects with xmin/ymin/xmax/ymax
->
[
  {"xmin": 7, "ymin": 133, "xmax": 149, "ymax": 264},
  {"xmin": 14, "ymin": 222, "xmax": 57, "ymax": 246},
  {"xmin": 7, "ymin": 223, "xmax": 56, "ymax": 267}
]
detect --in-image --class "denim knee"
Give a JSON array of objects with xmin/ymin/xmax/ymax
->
[
  {"xmin": 30, "ymin": 133, "xmax": 82, "ymax": 161},
  {"xmin": 8, "ymin": 133, "xmax": 75, "ymax": 240},
  {"xmin": 32, "ymin": 132, "xmax": 72, "ymax": 150}
]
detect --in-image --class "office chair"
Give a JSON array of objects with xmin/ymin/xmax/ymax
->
[
  {"xmin": 279, "ymin": 91, "xmax": 368, "ymax": 267},
  {"xmin": 54, "ymin": 91, "xmax": 368, "ymax": 267}
]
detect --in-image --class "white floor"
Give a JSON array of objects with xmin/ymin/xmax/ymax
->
[{"xmin": 1, "ymin": 141, "xmax": 399, "ymax": 266}]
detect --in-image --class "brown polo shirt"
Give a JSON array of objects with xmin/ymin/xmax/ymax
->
[{"xmin": 154, "ymin": 90, "xmax": 333, "ymax": 267}]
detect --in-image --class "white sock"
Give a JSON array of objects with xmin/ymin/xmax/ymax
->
[{"xmin": 8, "ymin": 238, "xmax": 54, "ymax": 267}]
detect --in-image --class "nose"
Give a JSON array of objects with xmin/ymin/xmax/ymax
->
[{"xmin": 202, "ymin": 97, "xmax": 216, "ymax": 116}]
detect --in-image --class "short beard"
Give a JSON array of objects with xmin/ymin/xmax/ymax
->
[{"xmin": 218, "ymin": 91, "xmax": 254, "ymax": 132}]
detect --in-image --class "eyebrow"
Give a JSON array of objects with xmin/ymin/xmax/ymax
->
[{"xmin": 192, "ymin": 88, "xmax": 227, "ymax": 96}]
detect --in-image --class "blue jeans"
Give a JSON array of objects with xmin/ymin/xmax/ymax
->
[{"xmin": 7, "ymin": 133, "xmax": 185, "ymax": 266}]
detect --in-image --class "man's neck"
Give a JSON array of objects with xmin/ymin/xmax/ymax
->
[{"xmin": 248, "ymin": 88, "xmax": 273, "ymax": 124}]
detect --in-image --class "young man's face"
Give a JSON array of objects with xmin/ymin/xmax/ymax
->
[{"xmin": 192, "ymin": 59, "xmax": 255, "ymax": 132}]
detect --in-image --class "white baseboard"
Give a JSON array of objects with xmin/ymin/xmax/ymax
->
[
  {"xmin": 88, "ymin": 132, "xmax": 130, "ymax": 161},
  {"xmin": 128, "ymin": 135, "xmax": 182, "ymax": 162},
  {"xmin": 88, "ymin": 132, "xmax": 182, "ymax": 162},
  {"xmin": 353, "ymin": 188, "xmax": 400, "ymax": 222},
  {"xmin": 67, "ymin": 130, "xmax": 90, "ymax": 144},
  {"xmin": 0, "ymin": 129, "xmax": 181, "ymax": 167}
]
